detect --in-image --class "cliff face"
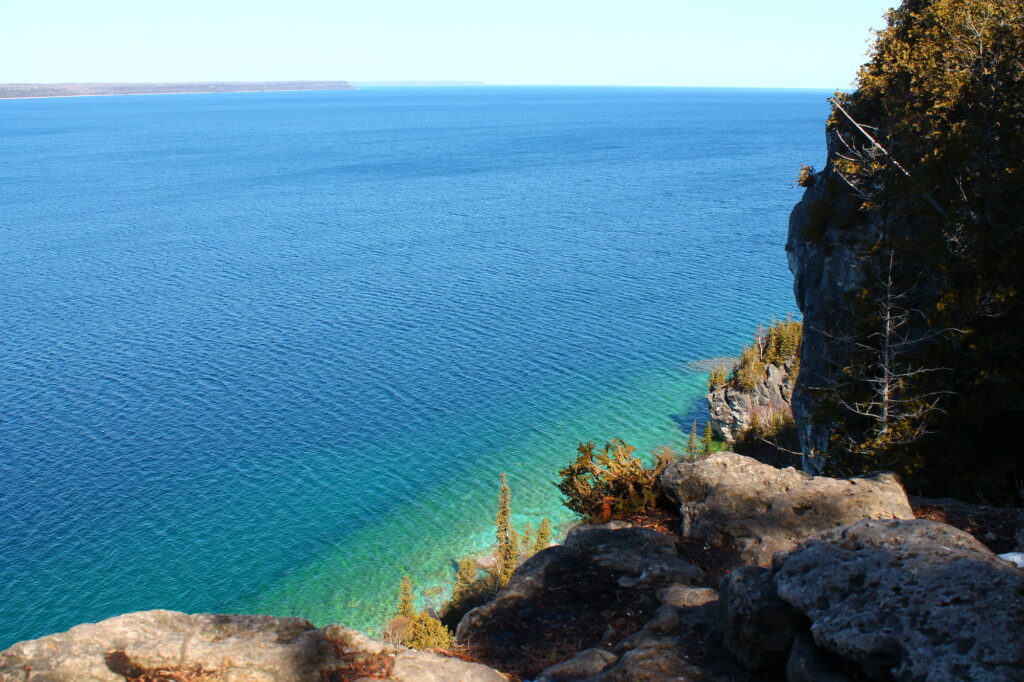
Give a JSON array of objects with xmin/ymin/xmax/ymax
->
[
  {"xmin": 784, "ymin": 0, "xmax": 1024, "ymax": 499},
  {"xmin": 785, "ymin": 152, "xmax": 874, "ymax": 472}
]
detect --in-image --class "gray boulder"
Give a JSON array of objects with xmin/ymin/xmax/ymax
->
[
  {"xmin": 592, "ymin": 638, "xmax": 709, "ymax": 681},
  {"xmin": 536, "ymin": 647, "xmax": 618, "ymax": 681},
  {"xmin": 718, "ymin": 566, "xmax": 800, "ymax": 669},
  {"xmin": 660, "ymin": 452, "xmax": 914, "ymax": 565},
  {"xmin": 786, "ymin": 632, "xmax": 864, "ymax": 682},
  {"xmin": 0, "ymin": 610, "xmax": 504, "ymax": 682},
  {"xmin": 456, "ymin": 524, "xmax": 702, "ymax": 646},
  {"xmin": 775, "ymin": 519, "xmax": 1024, "ymax": 681}
]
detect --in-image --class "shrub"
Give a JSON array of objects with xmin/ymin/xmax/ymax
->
[
  {"xmin": 729, "ymin": 319, "xmax": 802, "ymax": 392},
  {"xmin": 534, "ymin": 517, "xmax": 552, "ymax": 551},
  {"xmin": 796, "ymin": 164, "xmax": 816, "ymax": 187},
  {"xmin": 404, "ymin": 611, "xmax": 452, "ymax": 650},
  {"xmin": 707, "ymin": 365, "xmax": 728, "ymax": 391},
  {"xmin": 397, "ymin": 575, "xmax": 413, "ymax": 618},
  {"xmin": 554, "ymin": 439, "xmax": 671, "ymax": 522}
]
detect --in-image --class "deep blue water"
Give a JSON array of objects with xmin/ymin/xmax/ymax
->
[{"xmin": 0, "ymin": 86, "xmax": 826, "ymax": 647}]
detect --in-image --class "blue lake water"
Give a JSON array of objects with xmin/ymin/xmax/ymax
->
[{"xmin": 0, "ymin": 86, "xmax": 826, "ymax": 647}]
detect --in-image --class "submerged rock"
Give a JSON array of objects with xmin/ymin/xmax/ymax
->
[
  {"xmin": 0, "ymin": 610, "xmax": 504, "ymax": 682},
  {"xmin": 660, "ymin": 452, "xmax": 914, "ymax": 566}
]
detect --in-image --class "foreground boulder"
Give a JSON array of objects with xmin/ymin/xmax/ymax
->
[
  {"xmin": 456, "ymin": 523, "xmax": 708, "ymax": 680},
  {"xmin": 0, "ymin": 610, "xmax": 504, "ymax": 682},
  {"xmin": 718, "ymin": 518, "xmax": 1024, "ymax": 681},
  {"xmin": 775, "ymin": 519, "xmax": 1024, "ymax": 681},
  {"xmin": 660, "ymin": 452, "xmax": 914, "ymax": 565}
]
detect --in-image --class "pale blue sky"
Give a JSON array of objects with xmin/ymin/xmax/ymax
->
[{"xmin": 2, "ymin": 1, "xmax": 896, "ymax": 88}]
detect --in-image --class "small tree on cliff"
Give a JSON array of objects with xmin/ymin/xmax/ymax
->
[
  {"xmin": 555, "ymin": 440, "xmax": 670, "ymax": 521},
  {"xmin": 495, "ymin": 474, "xmax": 516, "ymax": 589},
  {"xmin": 535, "ymin": 517, "xmax": 552, "ymax": 552},
  {"xmin": 817, "ymin": 251, "xmax": 958, "ymax": 473},
  {"xmin": 405, "ymin": 612, "xmax": 452, "ymax": 650},
  {"xmin": 702, "ymin": 422, "xmax": 714, "ymax": 456},
  {"xmin": 397, "ymin": 575, "xmax": 414, "ymax": 618},
  {"xmin": 520, "ymin": 521, "xmax": 534, "ymax": 560},
  {"xmin": 450, "ymin": 557, "xmax": 477, "ymax": 612},
  {"xmin": 686, "ymin": 420, "xmax": 700, "ymax": 458}
]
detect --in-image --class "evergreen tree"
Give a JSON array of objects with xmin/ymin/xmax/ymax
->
[
  {"xmin": 404, "ymin": 611, "xmax": 452, "ymax": 650},
  {"xmin": 535, "ymin": 517, "xmax": 552, "ymax": 552},
  {"xmin": 686, "ymin": 420, "xmax": 699, "ymax": 458},
  {"xmin": 495, "ymin": 473, "xmax": 515, "ymax": 589},
  {"xmin": 495, "ymin": 473, "xmax": 511, "ymax": 547},
  {"xmin": 450, "ymin": 557, "xmax": 477, "ymax": 611},
  {"xmin": 702, "ymin": 422, "xmax": 714, "ymax": 456},
  {"xmin": 502, "ymin": 528, "xmax": 519, "ymax": 584},
  {"xmin": 520, "ymin": 522, "xmax": 534, "ymax": 560},
  {"xmin": 397, "ymin": 575, "xmax": 414, "ymax": 618}
]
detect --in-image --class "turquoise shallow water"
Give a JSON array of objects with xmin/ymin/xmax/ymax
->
[{"xmin": 0, "ymin": 86, "xmax": 826, "ymax": 647}]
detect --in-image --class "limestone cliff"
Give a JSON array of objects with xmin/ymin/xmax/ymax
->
[{"xmin": 784, "ymin": 0, "xmax": 1024, "ymax": 500}]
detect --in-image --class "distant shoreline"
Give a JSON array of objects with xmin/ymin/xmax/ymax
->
[{"xmin": 0, "ymin": 81, "xmax": 355, "ymax": 100}]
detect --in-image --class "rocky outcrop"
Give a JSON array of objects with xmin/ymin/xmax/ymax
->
[
  {"xmin": 785, "ymin": 158, "xmax": 870, "ymax": 467},
  {"xmin": 0, "ymin": 610, "xmax": 504, "ymax": 682},
  {"xmin": 659, "ymin": 452, "xmax": 914, "ymax": 565},
  {"xmin": 774, "ymin": 519, "xmax": 1024, "ymax": 681},
  {"xmin": 717, "ymin": 518, "xmax": 1024, "ymax": 681},
  {"xmin": 455, "ymin": 522, "xmax": 711, "ymax": 680},
  {"xmin": 718, "ymin": 566, "xmax": 800, "ymax": 669},
  {"xmin": 707, "ymin": 362, "xmax": 794, "ymax": 443}
]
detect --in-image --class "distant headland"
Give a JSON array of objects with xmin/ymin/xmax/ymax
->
[
  {"xmin": 0, "ymin": 81, "xmax": 355, "ymax": 99},
  {"xmin": 351, "ymin": 81, "xmax": 485, "ymax": 87}
]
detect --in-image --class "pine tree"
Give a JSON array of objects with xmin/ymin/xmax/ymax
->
[
  {"xmin": 702, "ymin": 422, "xmax": 714, "ymax": 456},
  {"xmin": 520, "ymin": 522, "xmax": 534, "ymax": 560},
  {"xmin": 397, "ymin": 575, "xmax": 414, "ymax": 618},
  {"xmin": 450, "ymin": 557, "xmax": 477, "ymax": 611},
  {"xmin": 686, "ymin": 420, "xmax": 699, "ymax": 458},
  {"xmin": 495, "ymin": 473, "xmax": 510, "ymax": 547},
  {"xmin": 495, "ymin": 473, "xmax": 515, "ymax": 589},
  {"xmin": 502, "ymin": 528, "xmax": 519, "ymax": 584},
  {"xmin": 535, "ymin": 517, "xmax": 551, "ymax": 552},
  {"xmin": 404, "ymin": 611, "xmax": 452, "ymax": 650}
]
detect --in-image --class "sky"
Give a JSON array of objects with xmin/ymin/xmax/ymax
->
[{"xmin": 1, "ymin": 1, "xmax": 897, "ymax": 89}]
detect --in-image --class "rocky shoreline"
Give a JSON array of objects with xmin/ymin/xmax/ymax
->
[{"xmin": 4, "ymin": 452, "xmax": 1022, "ymax": 681}]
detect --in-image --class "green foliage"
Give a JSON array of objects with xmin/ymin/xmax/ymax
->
[
  {"xmin": 404, "ymin": 611, "xmax": 453, "ymax": 650},
  {"xmin": 397, "ymin": 575, "xmax": 414, "ymax": 618},
  {"xmin": 707, "ymin": 366, "xmax": 728, "ymax": 391},
  {"xmin": 734, "ymin": 410, "xmax": 799, "ymax": 458},
  {"xmin": 450, "ymin": 557, "xmax": 479, "ymax": 612},
  {"xmin": 732, "ymin": 345, "xmax": 764, "ymax": 392},
  {"xmin": 810, "ymin": 0, "xmax": 1024, "ymax": 502},
  {"xmin": 554, "ymin": 439, "xmax": 669, "ymax": 522},
  {"xmin": 495, "ymin": 474, "xmax": 510, "ymax": 548},
  {"xmin": 440, "ymin": 556, "xmax": 493, "ymax": 630},
  {"xmin": 504, "ymin": 528, "xmax": 520, "ymax": 582},
  {"xmin": 729, "ymin": 319, "xmax": 803, "ymax": 392},
  {"xmin": 796, "ymin": 164, "xmax": 816, "ymax": 187},
  {"xmin": 702, "ymin": 422, "xmax": 714, "ymax": 456},
  {"xmin": 520, "ymin": 522, "xmax": 534, "ymax": 559},
  {"xmin": 495, "ymin": 474, "xmax": 517, "ymax": 589},
  {"xmin": 686, "ymin": 420, "xmax": 699, "ymax": 458},
  {"xmin": 535, "ymin": 517, "xmax": 552, "ymax": 552}
]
